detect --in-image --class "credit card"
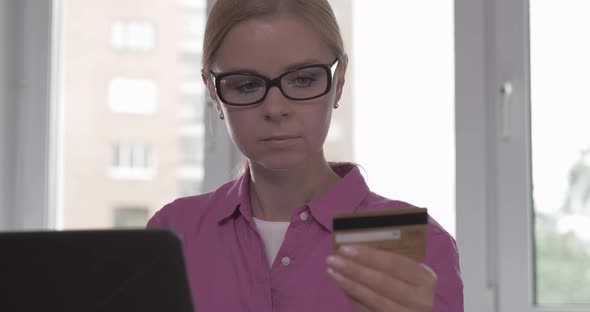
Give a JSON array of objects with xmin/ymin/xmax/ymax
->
[{"xmin": 332, "ymin": 207, "xmax": 428, "ymax": 262}]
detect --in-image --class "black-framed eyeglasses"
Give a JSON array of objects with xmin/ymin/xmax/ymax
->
[{"xmin": 210, "ymin": 58, "xmax": 339, "ymax": 106}]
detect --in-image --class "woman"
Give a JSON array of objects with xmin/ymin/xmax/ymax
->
[{"xmin": 147, "ymin": 0, "xmax": 463, "ymax": 311}]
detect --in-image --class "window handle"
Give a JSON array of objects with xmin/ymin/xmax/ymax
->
[{"xmin": 500, "ymin": 82, "xmax": 513, "ymax": 141}]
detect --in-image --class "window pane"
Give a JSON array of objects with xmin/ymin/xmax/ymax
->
[
  {"xmin": 345, "ymin": 0, "xmax": 455, "ymax": 236},
  {"xmin": 531, "ymin": 1, "xmax": 590, "ymax": 306},
  {"xmin": 58, "ymin": 0, "xmax": 207, "ymax": 229}
]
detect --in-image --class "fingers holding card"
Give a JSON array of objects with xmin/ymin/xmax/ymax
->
[{"xmin": 329, "ymin": 208, "xmax": 435, "ymax": 311}]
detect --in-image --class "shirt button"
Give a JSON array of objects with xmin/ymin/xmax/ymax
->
[
  {"xmin": 281, "ymin": 256, "xmax": 291, "ymax": 266},
  {"xmin": 299, "ymin": 211, "xmax": 309, "ymax": 221}
]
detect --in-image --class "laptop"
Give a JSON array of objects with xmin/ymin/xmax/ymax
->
[{"xmin": 0, "ymin": 229, "xmax": 194, "ymax": 312}]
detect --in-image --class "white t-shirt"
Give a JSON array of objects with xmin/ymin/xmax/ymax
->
[{"xmin": 253, "ymin": 217, "xmax": 290, "ymax": 268}]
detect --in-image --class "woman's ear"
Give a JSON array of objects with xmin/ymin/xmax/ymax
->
[
  {"xmin": 334, "ymin": 62, "xmax": 347, "ymax": 104},
  {"xmin": 202, "ymin": 68, "xmax": 218, "ymax": 104},
  {"xmin": 201, "ymin": 69, "xmax": 224, "ymax": 116}
]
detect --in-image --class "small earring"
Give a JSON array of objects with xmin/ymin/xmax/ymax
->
[
  {"xmin": 334, "ymin": 103, "xmax": 339, "ymax": 109},
  {"xmin": 219, "ymin": 112, "xmax": 225, "ymax": 120}
]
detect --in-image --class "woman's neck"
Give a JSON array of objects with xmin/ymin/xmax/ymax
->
[{"xmin": 248, "ymin": 156, "xmax": 341, "ymax": 222}]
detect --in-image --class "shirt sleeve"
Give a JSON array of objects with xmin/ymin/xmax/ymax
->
[
  {"xmin": 146, "ymin": 210, "xmax": 161, "ymax": 228},
  {"xmin": 429, "ymin": 233, "xmax": 464, "ymax": 312}
]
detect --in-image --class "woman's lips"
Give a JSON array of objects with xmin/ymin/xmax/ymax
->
[{"xmin": 261, "ymin": 135, "xmax": 301, "ymax": 147}]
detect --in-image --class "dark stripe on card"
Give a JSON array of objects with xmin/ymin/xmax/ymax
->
[{"xmin": 333, "ymin": 212, "xmax": 427, "ymax": 231}]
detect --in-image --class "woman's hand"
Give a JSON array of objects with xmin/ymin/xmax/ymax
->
[{"xmin": 326, "ymin": 244, "xmax": 437, "ymax": 312}]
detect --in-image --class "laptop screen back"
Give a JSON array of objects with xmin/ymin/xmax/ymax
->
[{"xmin": 0, "ymin": 229, "xmax": 194, "ymax": 312}]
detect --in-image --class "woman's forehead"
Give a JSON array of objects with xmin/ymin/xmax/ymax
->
[{"xmin": 212, "ymin": 15, "xmax": 334, "ymax": 75}]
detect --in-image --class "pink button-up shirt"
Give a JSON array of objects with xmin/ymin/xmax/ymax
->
[{"xmin": 147, "ymin": 164, "xmax": 463, "ymax": 311}]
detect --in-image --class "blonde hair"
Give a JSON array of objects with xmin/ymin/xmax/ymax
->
[
  {"xmin": 202, "ymin": 0, "xmax": 348, "ymax": 72},
  {"xmin": 202, "ymin": 0, "xmax": 349, "ymax": 176}
]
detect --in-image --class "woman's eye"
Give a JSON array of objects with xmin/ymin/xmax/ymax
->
[
  {"xmin": 237, "ymin": 82, "xmax": 262, "ymax": 92},
  {"xmin": 292, "ymin": 77, "xmax": 314, "ymax": 87}
]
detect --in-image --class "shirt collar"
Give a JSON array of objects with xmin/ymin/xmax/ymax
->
[
  {"xmin": 214, "ymin": 169, "xmax": 251, "ymax": 223},
  {"xmin": 215, "ymin": 163, "xmax": 371, "ymax": 231},
  {"xmin": 307, "ymin": 164, "xmax": 370, "ymax": 231}
]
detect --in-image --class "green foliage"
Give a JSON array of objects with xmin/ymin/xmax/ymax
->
[
  {"xmin": 535, "ymin": 148, "xmax": 590, "ymax": 305},
  {"xmin": 535, "ymin": 221, "xmax": 590, "ymax": 305}
]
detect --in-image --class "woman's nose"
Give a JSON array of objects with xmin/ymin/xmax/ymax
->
[{"xmin": 261, "ymin": 86, "xmax": 290, "ymax": 121}]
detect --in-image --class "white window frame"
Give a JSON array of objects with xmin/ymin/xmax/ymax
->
[
  {"xmin": 455, "ymin": 0, "xmax": 500, "ymax": 310},
  {"xmin": 0, "ymin": 0, "xmax": 17, "ymax": 230},
  {"xmin": 493, "ymin": 0, "xmax": 590, "ymax": 311},
  {"xmin": 492, "ymin": 0, "xmax": 536, "ymax": 310},
  {"xmin": 0, "ymin": 0, "xmax": 55, "ymax": 230}
]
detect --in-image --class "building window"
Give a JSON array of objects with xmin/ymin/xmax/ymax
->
[
  {"xmin": 179, "ymin": 136, "xmax": 203, "ymax": 166},
  {"xmin": 113, "ymin": 207, "xmax": 149, "ymax": 228},
  {"xmin": 111, "ymin": 143, "xmax": 154, "ymax": 179},
  {"xmin": 108, "ymin": 78, "xmax": 158, "ymax": 114},
  {"xmin": 111, "ymin": 20, "xmax": 155, "ymax": 51}
]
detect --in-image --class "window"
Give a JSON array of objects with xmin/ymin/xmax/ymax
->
[
  {"xmin": 348, "ymin": 0, "xmax": 455, "ymax": 236},
  {"xmin": 108, "ymin": 78, "xmax": 158, "ymax": 114},
  {"xmin": 111, "ymin": 20, "xmax": 155, "ymax": 51},
  {"xmin": 530, "ymin": 0, "xmax": 590, "ymax": 306},
  {"xmin": 11, "ymin": 0, "xmax": 459, "ymax": 285},
  {"xmin": 457, "ymin": 0, "xmax": 590, "ymax": 310},
  {"xmin": 113, "ymin": 207, "xmax": 150, "ymax": 228},
  {"xmin": 110, "ymin": 143, "xmax": 154, "ymax": 179}
]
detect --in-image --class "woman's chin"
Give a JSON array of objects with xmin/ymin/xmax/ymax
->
[{"xmin": 252, "ymin": 155, "xmax": 309, "ymax": 172}]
